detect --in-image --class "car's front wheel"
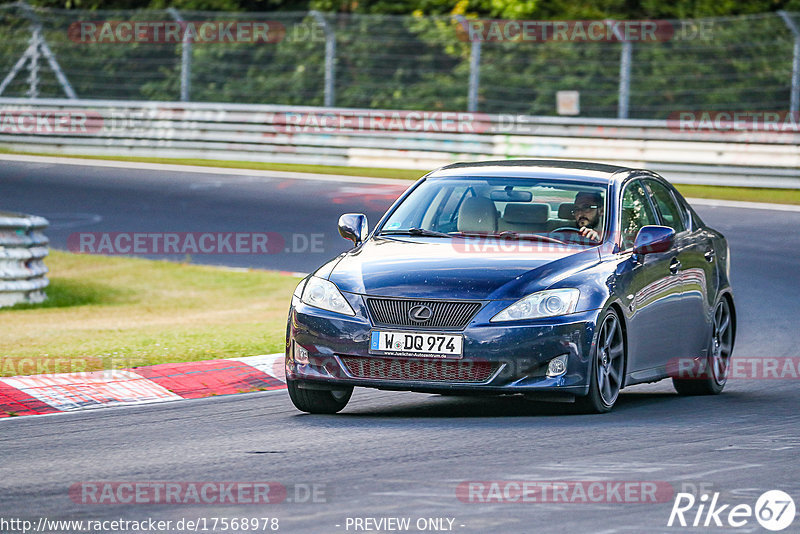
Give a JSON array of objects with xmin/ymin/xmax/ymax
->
[
  {"xmin": 576, "ymin": 308, "xmax": 625, "ymax": 414},
  {"xmin": 287, "ymin": 379, "xmax": 353, "ymax": 414},
  {"xmin": 673, "ymin": 298, "xmax": 733, "ymax": 396}
]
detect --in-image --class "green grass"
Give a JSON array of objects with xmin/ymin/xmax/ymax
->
[
  {"xmin": 0, "ymin": 251, "xmax": 299, "ymax": 377},
  {"xmin": 0, "ymin": 148, "xmax": 427, "ymax": 180},
  {"xmin": 3, "ymin": 148, "xmax": 799, "ymax": 204},
  {"xmin": 673, "ymin": 184, "xmax": 800, "ymax": 206}
]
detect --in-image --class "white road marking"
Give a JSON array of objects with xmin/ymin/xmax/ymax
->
[
  {"xmin": 189, "ymin": 181, "xmax": 223, "ymax": 190},
  {"xmin": 38, "ymin": 212, "xmax": 103, "ymax": 229},
  {"xmin": 663, "ymin": 463, "xmax": 762, "ymax": 481},
  {"xmin": 0, "ymin": 153, "xmax": 414, "ymax": 186},
  {"xmin": 688, "ymin": 197, "xmax": 800, "ymax": 212}
]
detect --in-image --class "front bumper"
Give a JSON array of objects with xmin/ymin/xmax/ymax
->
[{"xmin": 286, "ymin": 296, "xmax": 602, "ymax": 398}]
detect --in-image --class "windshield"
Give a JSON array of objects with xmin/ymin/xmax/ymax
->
[{"xmin": 379, "ymin": 176, "xmax": 608, "ymax": 246}]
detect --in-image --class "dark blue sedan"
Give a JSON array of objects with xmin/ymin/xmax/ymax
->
[{"xmin": 285, "ymin": 160, "xmax": 736, "ymax": 413}]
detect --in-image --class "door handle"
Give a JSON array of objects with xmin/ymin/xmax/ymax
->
[
  {"xmin": 669, "ymin": 258, "xmax": 681, "ymax": 274},
  {"xmin": 704, "ymin": 248, "xmax": 715, "ymax": 262}
]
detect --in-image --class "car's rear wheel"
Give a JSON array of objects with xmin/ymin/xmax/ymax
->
[
  {"xmin": 576, "ymin": 308, "xmax": 625, "ymax": 414},
  {"xmin": 673, "ymin": 298, "xmax": 733, "ymax": 396},
  {"xmin": 287, "ymin": 379, "xmax": 353, "ymax": 414}
]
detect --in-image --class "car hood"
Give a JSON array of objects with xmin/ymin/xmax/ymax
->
[{"xmin": 325, "ymin": 237, "xmax": 601, "ymax": 300}]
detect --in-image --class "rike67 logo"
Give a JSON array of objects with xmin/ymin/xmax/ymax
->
[{"xmin": 668, "ymin": 490, "xmax": 795, "ymax": 531}]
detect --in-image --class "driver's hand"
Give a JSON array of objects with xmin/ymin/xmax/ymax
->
[{"xmin": 579, "ymin": 226, "xmax": 600, "ymax": 241}]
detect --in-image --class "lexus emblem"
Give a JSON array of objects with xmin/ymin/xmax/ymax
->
[{"xmin": 408, "ymin": 304, "xmax": 433, "ymax": 322}]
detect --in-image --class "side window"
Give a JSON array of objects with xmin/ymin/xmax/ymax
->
[
  {"xmin": 673, "ymin": 193, "xmax": 692, "ymax": 232},
  {"xmin": 671, "ymin": 188, "xmax": 703, "ymax": 231},
  {"xmin": 620, "ymin": 181, "xmax": 659, "ymax": 250},
  {"xmin": 646, "ymin": 180, "xmax": 686, "ymax": 233}
]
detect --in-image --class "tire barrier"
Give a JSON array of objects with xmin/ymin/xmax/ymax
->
[{"xmin": 0, "ymin": 211, "xmax": 49, "ymax": 307}]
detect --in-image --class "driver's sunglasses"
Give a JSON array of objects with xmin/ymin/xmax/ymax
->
[{"xmin": 572, "ymin": 204, "xmax": 599, "ymax": 213}]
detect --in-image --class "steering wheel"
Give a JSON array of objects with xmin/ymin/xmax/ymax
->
[
  {"xmin": 550, "ymin": 226, "xmax": 600, "ymax": 244},
  {"xmin": 550, "ymin": 227, "xmax": 582, "ymax": 234}
]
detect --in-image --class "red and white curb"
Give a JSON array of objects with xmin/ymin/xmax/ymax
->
[{"xmin": 0, "ymin": 353, "xmax": 286, "ymax": 418}]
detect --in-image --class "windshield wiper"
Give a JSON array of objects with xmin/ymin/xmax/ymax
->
[{"xmin": 380, "ymin": 227, "xmax": 454, "ymax": 238}]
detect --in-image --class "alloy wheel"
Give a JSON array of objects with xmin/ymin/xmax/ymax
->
[
  {"xmin": 709, "ymin": 299, "xmax": 733, "ymax": 386},
  {"xmin": 596, "ymin": 313, "xmax": 624, "ymax": 406}
]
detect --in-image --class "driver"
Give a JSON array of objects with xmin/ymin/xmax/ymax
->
[{"xmin": 572, "ymin": 191, "xmax": 604, "ymax": 241}]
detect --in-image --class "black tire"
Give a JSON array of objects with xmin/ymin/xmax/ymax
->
[
  {"xmin": 576, "ymin": 308, "xmax": 626, "ymax": 414},
  {"xmin": 287, "ymin": 379, "xmax": 353, "ymax": 414},
  {"xmin": 673, "ymin": 298, "xmax": 733, "ymax": 396}
]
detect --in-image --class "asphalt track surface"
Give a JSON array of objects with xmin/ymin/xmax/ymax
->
[
  {"xmin": 1, "ymin": 160, "xmax": 800, "ymax": 533},
  {"xmin": 0, "ymin": 159, "xmax": 406, "ymax": 273}
]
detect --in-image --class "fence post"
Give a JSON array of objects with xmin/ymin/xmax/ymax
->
[
  {"xmin": 618, "ymin": 41, "xmax": 632, "ymax": 118},
  {"xmin": 607, "ymin": 20, "xmax": 632, "ymax": 119},
  {"xmin": 168, "ymin": 8, "xmax": 191, "ymax": 102},
  {"xmin": 310, "ymin": 11, "xmax": 336, "ymax": 107},
  {"xmin": 456, "ymin": 15, "xmax": 481, "ymax": 112},
  {"xmin": 0, "ymin": 1, "xmax": 77, "ymax": 98},
  {"xmin": 779, "ymin": 11, "xmax": 800, "ymax": 117},
  {"xmin": 26, "ymin": 29, "xmax": 40, "ymax": 98}
]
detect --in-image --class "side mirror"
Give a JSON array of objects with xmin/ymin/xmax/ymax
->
[
  {"xmin": 633, "ymin": 225, "xmax": 675, "ymax": 255},
  {"xmin": 338, "ymin": 213, "xmax": 368, "ymax": 245}
]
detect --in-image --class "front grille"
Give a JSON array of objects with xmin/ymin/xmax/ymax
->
[
  {"xmin": 366, "ymin": 298, "xmax": 482, "ymax": 329},
  {"xmin": 340, "ymin": 356, "xmax": 496, "ymax": 383}
]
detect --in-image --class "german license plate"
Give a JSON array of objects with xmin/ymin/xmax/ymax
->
[{"xmin": 370, "ymin": 330, "xmax": 463, "ymax": 359}]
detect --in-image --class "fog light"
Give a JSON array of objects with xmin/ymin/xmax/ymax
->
[
  {"xmin": 294, "ymin": 343, "xmax": 309, "ymax": 365},
  {"xmin": 546, "ymin": 354, "xmax": 568, "ymax": 377}
]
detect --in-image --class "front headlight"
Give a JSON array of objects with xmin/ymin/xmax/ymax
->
[
  {"xmin": 490, "ymin": 288, "xmax": 580, "ymax": 322},
  {"xmin": 301, "ymin": 276, "xmax": 356, "ymax": 316},
  {"xmin": 291, "ymin": 278, "xmax": 307, "ymax": 307}
]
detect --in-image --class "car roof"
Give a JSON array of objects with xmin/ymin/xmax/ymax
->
[{"xmin": 428, "ymin": 159, "xmax": 637, "ymax": 184}]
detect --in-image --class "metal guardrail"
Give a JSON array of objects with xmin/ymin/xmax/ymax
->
[
  {"xmin": 0, "ymin": 97, "xmax": 799, "ymax": 188},
  {"xmin": 0, "ymin": 211, "xmax": 49, "ymax": 307}
]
